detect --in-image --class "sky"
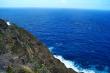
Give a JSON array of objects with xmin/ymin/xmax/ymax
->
[{"xmin": 0, "ymin": 0, "xmax": 110, "ymax": 10}]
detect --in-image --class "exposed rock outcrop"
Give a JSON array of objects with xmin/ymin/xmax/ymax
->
[{"xmin": 0, "ymin": 19, "xmax": 77, "ymax": 73}]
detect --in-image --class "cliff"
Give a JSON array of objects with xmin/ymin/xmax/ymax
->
[{"xmin": 0, "ymin": 19, "xmax": 77, "ymax": 73}]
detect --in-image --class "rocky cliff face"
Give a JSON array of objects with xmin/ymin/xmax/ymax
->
[{"xmin": 0, "ymin": 19, "xmax": 77, "ymax": 73}]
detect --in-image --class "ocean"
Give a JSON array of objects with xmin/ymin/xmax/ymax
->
[{"xmin": 0, "ymin": 8, "xmax": 110, "ymax": 73}]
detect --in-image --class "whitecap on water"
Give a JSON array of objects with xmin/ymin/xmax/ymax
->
[
  {"xmin": 54, "ymin": 55, "xmax": 80, "ymax": 72},
  {"xmin": 54, "ymin": 55, "xmax": 108, "ymax": 73},
  {"xmin": 49, "ymin": 47, "xmax": 54, "ymax": 52},
  {"xmin": 6, "ymin": 21, "xmax": 11, "ymax": 25}
]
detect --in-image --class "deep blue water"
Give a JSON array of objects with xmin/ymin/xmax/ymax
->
[{"xmin": 0, "ymin": 8, "xmax": 110, "ymax": 73}]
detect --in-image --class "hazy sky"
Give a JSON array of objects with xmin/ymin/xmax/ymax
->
[{"xmin": 0, "ymin": 0, "xmax": 110, "ymax": 10}]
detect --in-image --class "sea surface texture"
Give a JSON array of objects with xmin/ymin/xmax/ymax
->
[{"xmin": 0, "ymin": 8, "xmax": 110, "ymax": 73}]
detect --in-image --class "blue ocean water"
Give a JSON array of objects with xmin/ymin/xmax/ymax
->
[{"xmin": 0, "ymin": 8, "xmax": 110, "ymax": 73}]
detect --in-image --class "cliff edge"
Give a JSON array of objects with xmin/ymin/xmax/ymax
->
[{"xmin": 0, "ymin": 19, "xmax": 77, "ymax": 73}]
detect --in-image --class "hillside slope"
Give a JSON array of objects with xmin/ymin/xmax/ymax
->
[{"xmin": 0, "ymin": 19, "xmax": 77, "ymax": 73}]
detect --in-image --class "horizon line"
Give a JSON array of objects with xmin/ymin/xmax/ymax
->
[{"xmin": 0, "ymin": 7, "xmax": 110, "ymax": 11}]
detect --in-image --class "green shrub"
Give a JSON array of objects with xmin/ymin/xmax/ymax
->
[{"xmin": 6, "ymin": 66, "xmax": 14, "ymax": 73}]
